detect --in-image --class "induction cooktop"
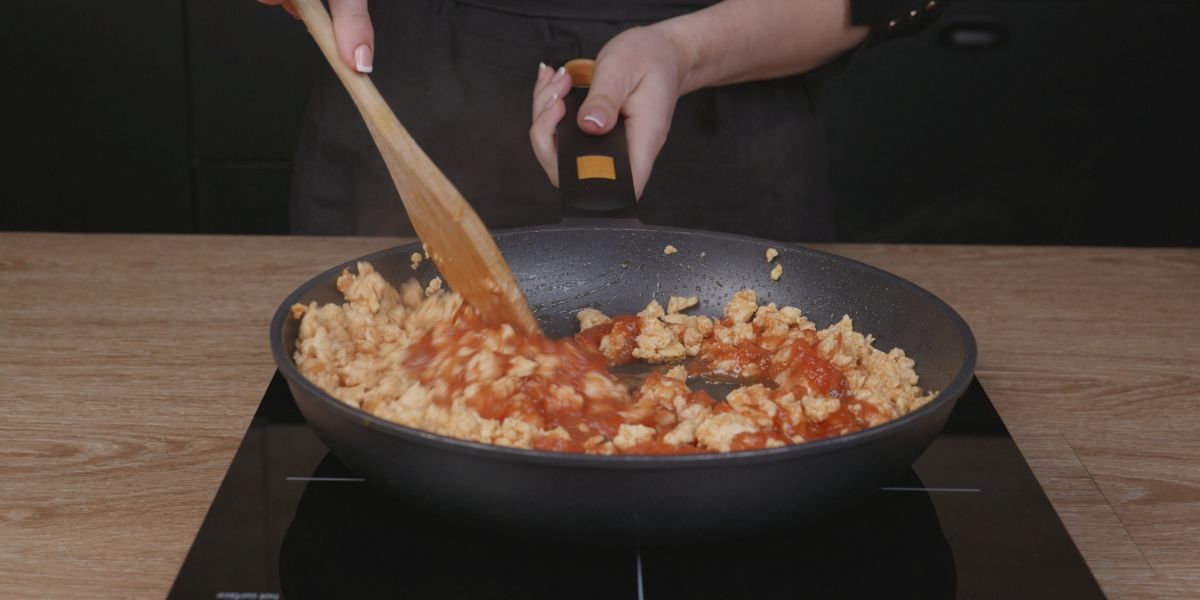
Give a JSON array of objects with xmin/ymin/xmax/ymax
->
[{"xmin": 169, "ymin": 372, "xmax": 1103, "ymax": 599}]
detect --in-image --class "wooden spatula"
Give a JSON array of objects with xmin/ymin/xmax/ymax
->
[{"xmin": 291, "ymin": 0, "xmax": 541, "ymax": 334}]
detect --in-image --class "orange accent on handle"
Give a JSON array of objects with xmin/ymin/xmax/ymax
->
[
  {"xmin": 564, "ymin": 59, "xmax": 595, "ymax": 87},
  {"xmin": 576, "ymin": 155, "xmax": 616, "ymax": 180}
]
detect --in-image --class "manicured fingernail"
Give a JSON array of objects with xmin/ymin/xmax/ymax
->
[
  {"xmin": 544, "ymin": 92, "xmax": 558, "ymax": 112},
  {"xmin": 538, "ymin": 62, "xmax": 547, "ymax": 75},
  {"xmin": 354, "ymin": 44, "xmax": 373, "ymax": 73},
  {"xmin": 551, "ymin": 66, "xmax": 566, "ymax": 82},
  {"xmin": 582, "ymin": 112, "xmax": 606, "ymax": 128}
]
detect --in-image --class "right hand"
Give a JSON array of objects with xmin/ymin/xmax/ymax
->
[
  {"xmin": 258, "ymin": 0, "xmax": 376, "ymax": 73},
  {"xmin": 529, "ymin": 26, "xmax": 692, "ymax": 199}
]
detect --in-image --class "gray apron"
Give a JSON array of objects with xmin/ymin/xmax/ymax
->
[{"xmin": 290, "ymin": 0, "xmax": 836, "ymax": 241}]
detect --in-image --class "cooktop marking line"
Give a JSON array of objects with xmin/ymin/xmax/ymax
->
[
  {"xmin": 880, "ymin": 486, "xmax": 981, "ymax": 493},
  {"xmin": 285, "ymin": 476, "xmax": 367, "ymax": 482},
  {"xmin": 636, "ymin": 549, "xmax": 645, "ymax": 600}
]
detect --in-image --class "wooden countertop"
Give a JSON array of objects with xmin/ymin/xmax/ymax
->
[{"xmin": 1, "ymin": 232, "xmax": 1197, "ymax": 598}]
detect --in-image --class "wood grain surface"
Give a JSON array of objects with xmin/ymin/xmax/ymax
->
[{"xmin": 1, "ymin": 233, "xmax": 1197, "ymax": 598}]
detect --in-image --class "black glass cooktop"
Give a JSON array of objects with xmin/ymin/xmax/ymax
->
[{"xmin": 169, "ymin": 373, "xmax": 1103, "ymax": 599}]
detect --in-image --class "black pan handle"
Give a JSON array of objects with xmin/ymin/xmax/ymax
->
[{"xmin": 556, "ymin": 59, "xmax": 638, "ymax": 220}]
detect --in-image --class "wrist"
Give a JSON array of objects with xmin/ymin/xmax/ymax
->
[{"xmin": 648, "ymin": 19, "xmax": 704, "ymax": 96}]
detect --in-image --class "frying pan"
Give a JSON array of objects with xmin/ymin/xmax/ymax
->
[{"xmin": 269, "ymin": 70, "xmax": 977, "ymax": 544}]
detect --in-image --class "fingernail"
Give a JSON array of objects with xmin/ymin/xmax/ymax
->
[
  {"xmin": 582, "ymin": 112, "xmax": 606, "ymax": 129},
  {"xmin": 538, "ymin": 62, "xmax": 547, "ymax": 75},
  {"xmin": 355, "ymin": 44, "xmax": 373, "ymax": 73},
  {"xmin": 544, "ymin": 92, "xmax": 558, "ymax": 112},
  {"xmin": 551, "ymin": 66, "xmax": 566, "ymax": 82}
]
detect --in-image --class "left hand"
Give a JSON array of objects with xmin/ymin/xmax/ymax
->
[{"xmin": 530, "ymin": 25, "xmax": 691, "ymax": 199}]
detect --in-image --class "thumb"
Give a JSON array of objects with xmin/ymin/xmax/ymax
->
[
  {"xmin": 330, "ymin": 0, "xmax": 375, "ymax": 73},
  {"xmin": 577, "ymin": 61, "xmax": 635, "ymax": 136}
]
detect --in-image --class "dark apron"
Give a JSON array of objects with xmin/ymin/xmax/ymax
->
[{"xmin": 290, "ymin": 0, "xmax": 836, "ymax": 241}]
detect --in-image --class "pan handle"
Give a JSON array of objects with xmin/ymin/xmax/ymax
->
[{"xmin": 556, "ymin": 59, "xmax": 639, "ymax": 220}]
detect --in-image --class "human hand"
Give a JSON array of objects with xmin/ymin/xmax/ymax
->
[
  {"xmin": 530, "ymin": 25, "xmax": 692, "ymax": 199},
  {"xmin": 258, "ymin": 0, "xmax": 375, "ymax": 73}
]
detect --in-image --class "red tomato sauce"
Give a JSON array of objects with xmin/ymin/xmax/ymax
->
[{"xmin": 403, "ymin": 307, "xmax": 876, "ymax": 455}]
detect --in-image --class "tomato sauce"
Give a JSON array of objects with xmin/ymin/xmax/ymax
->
[
  {"xmin": 402, "ymin": 304, "xmax": 878, "ymax": 455},
  {"xmin": 574, "ymin": 321, "xmax": 613, "ymax": 354},
  {"xmin": 531, "ymin": 436, "xmax": 585, "ymax": 453},
  {"xmin": 690, "ymin": 338, "xmax": 772, "ymax": 382},
  {"xmin": 575, "ymin": 315, "xmax": 641, "ymax": 365},
  {"xmin": 405, "ymin": 310, "xmax": 630, "ymax": 444},
  {"xmin": 770, "ymin": 337, "xmax": 846, "ymax": 396},
  {"xmin": 730, "ymin": 431, "xmax": 791, "ymax": 451},
  {"xmin": 623, "ymin": 440, "xmax": 709, "ymax": 455}
]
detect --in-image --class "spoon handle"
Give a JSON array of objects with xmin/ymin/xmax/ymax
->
[{"xmin": 291, "ymin": 0, "xmax": 541, "ymax": 334}]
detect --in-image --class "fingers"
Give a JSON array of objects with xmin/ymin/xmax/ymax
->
[
  {"xmin": 530, "ymin": 64, "xmax": 572, "ymax": 186},
  {"xmin": 577, "ymin": 59, "xmax": 637, "ymax": 136},
  {"xmin": 531, "ymin": 64, "xmax": 570, "ymax": 120},
  {"xmin": 329, "ymin": 0, "xmax": 374, "ymax": 73},
  {"xmin": 528, "ymin": 55, "xmax": 673, "ymax": 197},
  {"xmin": 623, "ymin": 96, "xmax": 674, "ymax": 199},
  {"xmin": 532, "ymin": 63, "xmax": 554, "ymax": 109},
  {"xmin": 583, "ymin": 48, "xmax": 675, "ymax": 198},
  {"xmin": 530, "ymin": 93, "xmax": 567, "ymax": 187}
]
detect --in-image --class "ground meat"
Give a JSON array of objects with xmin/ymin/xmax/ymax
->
[
  {"xmin": 695, "ymin": 412, "xmax": 760, "ymax": 453},
  {"xmin": 575, "ymin": 307, "xmax": 611, "ymax": 331},
  {"xmin": 725, "ymin": 290, "xmax": 758, "ymax": 324},
  {"xmin": 294, "ymin": 262, "xmax": 936, "ymax": 455},
  {"xmin": 667, "ymin": 296, "xmax": 698, "ymax": 314},
  {"xmin": 633, "ymin": 315, "xmax": 686, "ymax": 363}
]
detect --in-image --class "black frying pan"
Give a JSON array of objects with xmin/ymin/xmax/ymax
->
[{"xmin": 269, "ymin": 65, "xmax": 977, "ymax": 543}]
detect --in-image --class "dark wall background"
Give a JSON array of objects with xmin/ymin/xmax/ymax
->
[
  {"xmin": 823, "ymin": 0, "xmax": 1199, "ymax": 246},
  {"xmin": 0, "ymin": 0, "xmax": 317, "ymax": 235},
  {"xmin": 1, "ymin": 0, "xmax": 1196, "ymax": 245}
]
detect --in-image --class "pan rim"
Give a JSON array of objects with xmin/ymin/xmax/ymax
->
[{"xmin": 270, "ymin": 224, "xmax": 978, "ymax": 469}]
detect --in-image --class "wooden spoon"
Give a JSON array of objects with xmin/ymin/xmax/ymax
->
[{"xmin": 291, "ymin": 0, "xmax": 541, "ymax": 334}]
